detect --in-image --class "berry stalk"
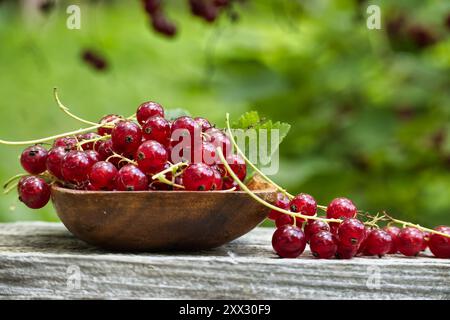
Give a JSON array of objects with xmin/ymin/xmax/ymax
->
[
  {"xmin": 54, "ymin": 88, "xmax": 99, "ymax": 126},
  {"xmin": 217, "ymin": 147, "xmax": 341, "ymax": 224}
]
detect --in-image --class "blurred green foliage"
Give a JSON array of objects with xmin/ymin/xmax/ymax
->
[{"xmin": 0, "ymin": 0, "xmax": 449, "ymax": 226}]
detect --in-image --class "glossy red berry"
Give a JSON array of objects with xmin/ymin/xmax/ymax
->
[
  {"xmin": 98, "ymin": 114, "xmax": 122, "ymax": 136},
  {"xmin": 194, "ymin": 117, "xmax": 212, "ymax": 132},
  {"xmin": 272, "ymin": 225, "xmax": 306, "ymax": 258},
  {"xmin": 336, "ymin": 244, "xmax": 358, "ymax": 259},
  {"xmin": 208, "ymin": 129, "xmax": 231, "ymax": 158},
  {"xmin": 53, "ymin": 136, "xmax": 77, "ymax": 150},
  {"xmin": 20, "ymin": 145, "xmax": 48, "ymax": 175},
  {"xmin": 211, "ymin": 166, "xmax": 223, "ymax": 190},
  {"xmin": 182, "ymin": 163, "xmax": 215, "ymax": 191},
  {"xmin": 326, "ymin": 197, "xmax": 357, "ymax": 219},
  {"xmin": 221, "ymin": 179, "xmax": 241, "ymax": 191},
  {"xmin": 136, "ymin": 101, "xmax": 164, "ymax": 125},
  {"xmin": 89, "ymin": 161, "xmax": 118, "ymax": 191},
  {"xmin": 135, "ymin": 140, "xmax": 168, "ymax": 175},
  {"xmin": 289, "ymin": 193, "xmax": 317, "ymax": 223},
  {"xmin": 142, "ymin": 116, "xmax": 171, "ymax": 146},
  {"xmin": 268, "ymin": 193, "xmax": 290, "ymax": 220},
  {"xmin": 304, "ymin": 220, "xmax": 330, "ymax": 242},
  {"xmin": 111, "ymin": 121, "xmax": 142, "ymax": 154},
  {"xmin": 85, "ymin": 150, "xmax": 101, "ymax": 165},
  {"xmin": 115, "ymin": 164, "xmax": 148, "ymax": 191},
  {"xmin": 428, "ymin": 226, "xmax": 450, "ymax": 258},
  {"xmin": 421, "ymin": 231, "xmax": 430, "ymax": 251},
  {"xmin": 395, "ymin": 227, "xmax": 424, "ymax": 257},
  {"xmin": 61, "ymin": 151, "xmax": 92, "ymax": 184},
  {"xmin": 96, "ymin": 139, "xmax": 114, "ymax": 161},
  {"xmin": 217, "ymin": 154, "xmax": 246, "ymax": 181},
  {"xmin": 46, "ymin": 147, "xmax": 68, "ymax": 180},
  {"xmin": 202, "ymin": 141, "xmax": 217, "ymax": 165},
  {"xmin": 310, "ymin": 231, "xmax": 337, "ymax": 259},
  {"xmin": 337, "ymin": 218, "xmax": 366, "ymax": 247},
  {"xmin": 383, "ymin": 226, "xmax": 401, "ymax": 254},
  {"xmin": 275, "ymin": 214, "xmax": 295, "ymax": 228},
  {"xmin": 364, "ymin": 229, "xmax": 393, "ymax": 257},
  {"xmin": 78, "ymin": 132, "xmax": 101, "ymax": 150},
  {"xmin": 17, "ymin": 176, "xmax": 50, "ymax": 209}
]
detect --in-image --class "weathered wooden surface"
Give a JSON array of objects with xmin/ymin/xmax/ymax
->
[{"xmin": 0, "ymin": 222, "xmax": 449, "ymax": 300}]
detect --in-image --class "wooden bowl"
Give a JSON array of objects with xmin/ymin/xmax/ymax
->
[{"xmin": 51, "ymin": 185, "xmax": 276, "ymax": 251}]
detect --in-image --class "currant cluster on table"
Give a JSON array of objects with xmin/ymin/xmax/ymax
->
[
  {"xmin": 269, "ymin": 193, "xmax": 450, "ymax": 259},
  {"xmin": 16, "ymin": 101, "xmax": 247, "ymax": 210}
]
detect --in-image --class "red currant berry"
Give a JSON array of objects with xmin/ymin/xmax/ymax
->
[
  {"xmin": 135, "ymin": 140, "xmax": 168, "ymax": 175},
  {"xmin": 115, "ymin": 164, "xmax": 148, "ymax": 191},
  {"xmin": 272, "ymin": 225, "xmax": 306, "ymax": 258},
  {"xmin": 96, "ymin": 139, "xmax": 114, "ymax": 161},
  {"xmin": 211, "ymin": 166, "xmax": 223, "ymax": 190},
  {"xmin": 304, "ymin": 220, "xmax": 330, "ymax": 242},
  {"xmin": 89, "ymin": 161, "xmax": 118, "ymax": 191},
  {"xmin": 194, "ymin": 117, "xmax": 212, "ymax": 132},
  {"xmin": 53, "ymin": 136, "xmax": 77, "ymax": 150},
  {"xmin": 85, "ymin": 150, "xmax": 101, "ymax": 165},
  {"xmin": 217, "ymin": 154, "xmax": 246, "ymax": 181},
  {"xmin": 202, "ymin": 141, "xmax": 218, "ymax": 165},
  {"xmin": 207, "ymin": 129, "xmax": 231, "ymax": 158},
  {"xmin": 61, "ymin": 150, "xmax": 93, "ymax": 184},
  {"xmin": 111, "ymin": 121, "xmax": 142, "ymax": 154},
  {"xmin": 357, "ymin": 226, "xmax": 371, "ymax": 255},
  {"xmin": 428, "ymin": 226, "xmax": 450, "ymax": 258},
  {"xmin": 310, "ymin": 231, "xmax": 337, "ymax": 259},
  {"xmin": 221, "ymin": 178, "xmax": 241, "ymax": 191},
  {"xmin": 364, "ymin": 229, "xmax": 392, "ymax": 257},
  {"xmin": 275, "ymin": 214, "xmax": 295, "ymax": 228},
  {"xmin": 326, "ymin": 197, "xmax": 357, "ymax": 219},
  {"xmin": 395, "ymin": 227, "xmax": 424, "ymax": 257},
  {"xmin": 98, "ymin": 114, "xmax": 122, "ymax": 136},
  {"xmin": 171, "ymin": 116, "xmax": 201, "ymax": 141},
  {"xmin": 78, "ymin": 132, "xmax": 101, "ymax": 150},
  {"xmin": 46, "ymin": 147, "xmax": 68, "ymax": 180},
  {"xmin": 17, "ymin": 176, "xmax": 50, "ymax": 209},
  {"xmin": 142, "ymin": 116, "xmax": 171, "ymax": 146},
  {"xmin": 383, "ymin": 226, "xmax": 401, "ymax": 254},
  {"xmin": 289, "ymin": 193, "xmax": 317, "ymax": 223},
  {"xmin": 337, "ymin": 218, "xmax": 366, "ymax": 247},
  {"xmin": 268, "ymin": 193, "xmax": 290, "ymax": 220},
  {"xmin": 336, "ymin": 243, "xmax": 358, "ymax": 259},
  {"xmin": 421, "ymin": 231, "xmax": 430, "ymax": 251},
  {"xmin": 182, "ymin": 163, "xmax": 215, "ymax": 191},
  {"xmin": 20, "ymin": 145, "xmax": 48, "ymax": 175},
  {"xmin": 136, "ymin": 101, "xmax": 164, "ymax": 125}
]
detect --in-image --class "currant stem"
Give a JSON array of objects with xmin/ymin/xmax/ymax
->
[
  {"xmin": 106, "ymin": 153, "xmax": 137, "ymax": 166},
  {"xmin": 76, "ymin": 135, "xmax": 111, "ymax": 148},
  {"xmin": 3, "ymin": 181, "xmax": 19, "ymax": 195},
  {"xmin": 151, "ymin": 162, "xmax": 187, "ymax": 189},
  {"xmin": 224, "ymin": 113, "xmax": 294, "ymax": 199},
  {"xmin": 3, "ymin": 173, "xmax": 29, "ymax": 189},
  {"xmin": 54, "ymin": 88, "xmax": 99, "ymax": 126},
  {"xmin": 217, "ymin": 147, "xmax": 341, "ymax": 224},
  {"xmin": 384, "ymin": 213, "xmax": 450, "ymax": 239}
]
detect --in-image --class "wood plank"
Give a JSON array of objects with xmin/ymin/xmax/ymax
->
[{"xmin": 0, "ymin": 222, "xmax": 449, "ymax": 299}]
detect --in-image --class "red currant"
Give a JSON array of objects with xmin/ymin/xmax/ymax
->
[
  {"xmin": 17, "ymin": 176, "xmax": 50, "ymax": 209},
  {"xmin": 364, "ymin": 229, "xmax": 393, "ymax": 257},
  {"xmin": 194, "ymin": 117, "xmax": 212, "ymax": 132},
  {"xmin": 182, "ymin": 163, "xmax": 215, "ymax": 191},
  {"xmin": 428, "ymin": 226, "xmax": 450, "ymax": 258},
  {"xmin": 20, "ymin": 145, "xmax": 48, "ymax": 175},
  {"xmin": 289, "ymin": 193, "xmax": 317, "ymax": 223},
  {"xmin": 78, "ymin": 132, "xmax": 101, "ymax": 150},
  {"xmin": 46, "ymin": 147, "xmax": 68, "ymax": 180},
  {"xmin": 310, "ymin": 231, "xmax": 337, "ymax": 259},
  {"xmin": 272, "ymin": 225, "xmax": 306, "ymax": 258},
  {"xmin": 275, "ymin": 214, "xmax": 295, "ymax": 228},
  {"xmin": 211, "ymin": 166, "xmax": 223, "ymax": 190},
  {"xmin": 337, "ymin": 218, "xmax": 366, "ymax": 247},
  {"xmin": 268, "ymin": 193, "xmax": 290, "ymax": 220},
  {"xmin": 336, "ymin": 243, "xmax": 358, "ymax": 259},
  {"xmin": 61, "ymin": 150, "xmax": 92, "ymax": 184},
  {"xmin": 98, "ymin": 114, "xmax": 122, "ymax": 136},
  {"xmin": 85, "ymin": 150, "xmax": 101, "ymax": 165},
  {"xmin": 96, "ymin": 139, "xmax": 114, "ymax": 161},
  {"xmin": 115, "ymin": 164, "xmax": 148, "ymax": 191},
  {"xmin": 421, "ymin": 231, "xmax": 430, "ymax": 251},
  {"xmin": 221, "ymin": 178, "xmax": 241, "ymax": 191},
  {"xmin": 304, "ymin": 220, "xmax": 330, "ymax": 242},
  {"xmin": 202, "ymin": 141, "xmax": 217, "ymax": 165},
  {"xmin": 383, "ymin": 226, "xmax": 401, "ymax": 254},
  {"xmin": 89, "ymin": 161, "xmax": 118, "ymax": 191},
  {"xmin": 326, "ymin": 197, "xmax": 357, "ymax": 219},
  {"xmin": 207, "ymin": 129, "xmax": 231, "ymax": 158},
  {"xmin": 135, "ymin": 140, "xmax": 168, "ymax": 175},
  {"xmin": 53, "ymin": 136, "xmax": 77, "ymax": 150},
  {"xmin": 136, "ymin": 101, "xmax": 164, "ymax": 125},
  {"xmin": 111, "ymin": 121, "xmax": 142, "ymax": 154},
  {"xmin": 142, "ymin": 116, "xmax": 171, "ymax": 146},
  {"xmin": 217, "ymin": 154, "xmax": 246, "ymax": 181},
  {"xmin": 395, "ymin": 227, "xmax": 424, "ymax": 257}
]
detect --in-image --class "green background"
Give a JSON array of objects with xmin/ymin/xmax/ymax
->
[{"xmin": 0, "ymin": 0, "xmax": 449, "ymax": 227}]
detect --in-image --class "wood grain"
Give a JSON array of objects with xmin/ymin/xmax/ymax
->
[{"xmin": 0, "ymin": 222, "xmax": 449, "ymax": 299}]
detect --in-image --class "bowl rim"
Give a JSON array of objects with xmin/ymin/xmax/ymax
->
[{"xmin": 51, "ymin": 184, "xmax": 276, "ymax": 195}]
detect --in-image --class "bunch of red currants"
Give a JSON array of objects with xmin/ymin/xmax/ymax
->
[
  {"xmin": 14, "ymin": 101, "xmax": 247, "ymax": 210},
  {"xmin": 269, "ymin": 194, "xmax": 450, "ymax": 259}
]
